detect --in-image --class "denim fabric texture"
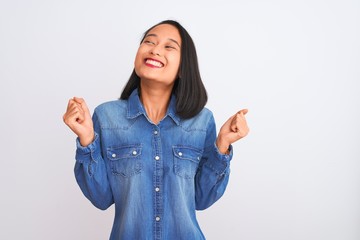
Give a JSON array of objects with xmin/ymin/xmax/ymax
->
[{"xmin": 74, "ymin": 89, "xmax": 233, "ymax": 240}]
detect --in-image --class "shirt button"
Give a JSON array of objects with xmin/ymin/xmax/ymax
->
[
  {"xmin": 132, "ymin": 150, "xmax": 137, "ymax": 155},
  {"xmin": 155, "ymin": 187, "xmax": 160, "ymax": 192},
  {"xmin": 155, "ymin": 156, "xmax": 160, "ymax": 161},
  {"xmin": 112, "ymin": 153, "xmax": 116, "ymax": 158},
  {"xmin": 178, "ymin": 152, "xmax": 183, "ymax": 156},
  {"xmin": 155, "ymin": 216, "xmax": 160, "ymax": 222},
  {"xmin": 154, "ymin": 130, "xmax": 158, "ymax": 135}
]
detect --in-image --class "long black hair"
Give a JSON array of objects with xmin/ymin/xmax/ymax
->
[{"xmin": 120, "ymin": 20, "xmax": 207, "ymax": 119}]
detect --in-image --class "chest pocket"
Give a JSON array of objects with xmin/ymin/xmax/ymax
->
[
  {"xmin": 107, "ymin": 144, "xmax": 142, "ymax": 177},
  {"xmin": 173, "ymin": 146, "xmax": 203, "ymax": 179}
]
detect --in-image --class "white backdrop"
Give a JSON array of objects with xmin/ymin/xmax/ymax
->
[{"xmin": 1, "ymin": 0, "xmax": 359, "ymax": 239}]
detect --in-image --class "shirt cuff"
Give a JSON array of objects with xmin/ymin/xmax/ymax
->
[
  {"xmin": 204, "ymin": 144, "xmax": 233, "ymax": 177},
  {"xmin": 75, "ymin": 132, "xmax": 101, "ymax": 163},
  {"xmin": 214, "ymin": 143, "xmax": 233, "ymax": 162}
]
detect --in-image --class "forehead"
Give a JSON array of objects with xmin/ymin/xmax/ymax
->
[{"xmin": 146, "ymin": 24, "xmax": 181, "ymax": 44}]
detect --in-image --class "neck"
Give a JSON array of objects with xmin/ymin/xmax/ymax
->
[{"xmin": 140, "ymin": 81, "xmax": 173, "ymax": 124}]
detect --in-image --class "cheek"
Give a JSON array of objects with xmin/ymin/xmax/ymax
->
[
  {"xmin": 134, "ymin": 50, "xmax": 144, "ymax": 69},
  {"xmin": 169, "ymin": 54, "xmax": 181, "ymax": 71}
]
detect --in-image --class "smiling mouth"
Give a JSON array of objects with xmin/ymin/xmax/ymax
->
[{"xmin": 145, "ymin": 58, "xmax": 164, "ymax": 68}]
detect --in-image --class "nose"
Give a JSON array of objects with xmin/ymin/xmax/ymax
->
[{"xmin": 150, "ymin": 45, "xmax": 162, "ymax": 57}]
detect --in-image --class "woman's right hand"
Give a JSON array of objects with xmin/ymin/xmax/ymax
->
[{"xmin": 63, "ymin": 97, "xmax": 94, "ymax": 147}]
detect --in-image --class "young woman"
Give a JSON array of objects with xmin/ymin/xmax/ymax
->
[{"xmin": 63, "ymin": 20, "xmax": 249, "ymax": 240}]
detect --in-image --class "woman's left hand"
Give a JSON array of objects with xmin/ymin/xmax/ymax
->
[{"xmin": 216, "ymin": 109, "xmax": 249, "ymax": 154}]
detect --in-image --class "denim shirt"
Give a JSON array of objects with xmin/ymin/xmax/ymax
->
[{"xmin": 74, "ymin": 89, "xmax": 233, "ymax": 240}]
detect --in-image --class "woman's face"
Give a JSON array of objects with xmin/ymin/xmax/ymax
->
[{"xmin": 134, "ymin": 24, "xmax": 182, "ymax": 88}]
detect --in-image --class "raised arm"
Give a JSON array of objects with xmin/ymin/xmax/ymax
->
[{"xmin": 63, "ymin": 97, "xmax": 113, "ymax": 210}]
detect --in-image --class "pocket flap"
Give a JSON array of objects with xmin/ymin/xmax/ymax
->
[
  {"xmin": 107, "ymin": 145, "xmax": 142, "ymax": 161},
  {"xmin": 172, "ymin": 146, "xmax": 203, "ymax": 162}
]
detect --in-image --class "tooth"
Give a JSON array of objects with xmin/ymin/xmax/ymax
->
[{"xmin": 146, "ymin": 59, "xmax": 162, "ymax": 67}]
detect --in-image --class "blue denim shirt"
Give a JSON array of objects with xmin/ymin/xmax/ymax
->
[{"xmin": 74, "ymin": 89, "xmax": 233, "ymax": 240}]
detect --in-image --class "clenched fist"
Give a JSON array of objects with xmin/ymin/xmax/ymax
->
[
  {"xmin": 216, "ymin": 109, "xmax": 249, "ymax": 154},
  {"xmin": 63, "ymin": 97, "xmax": 94, "ymax": 147}
]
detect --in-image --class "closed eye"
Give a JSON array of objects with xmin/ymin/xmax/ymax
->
[
  {"xmin": 165, "ymin": 45, "xmax": 176, "ymax": 50},
  {"xmin": 144, "ymin": 40, "xmax": 155, "ymax": 45}
]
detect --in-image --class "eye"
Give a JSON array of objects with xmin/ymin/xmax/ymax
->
[
  {"xmin": 165, "ymin": 45, "xmax": 176, "ymax": 50},
  {"xmin": 144, "ymin": 40, "xmax": 155, "ymax": 45}
]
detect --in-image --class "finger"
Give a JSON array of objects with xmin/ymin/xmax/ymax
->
[
  {"xmin": 67, "ymin": 103, "xmax": 84, "ymax": 119},
  {"xmin": 230, "ymin": 125, "xmax": 238, "ymax": 133},
  {"xmin": 232, "ymin": 112, "xmax": 249, "ymax": 132},
  {"xmin": 67, "ymin": 98, "xmax": 73, "ymax": 109},
  {"xmin": 73, "ymin": 96, "xmax": 84, "ymax": 104},
  {"xmin": 236, "ymin": 118, "xmax": 249, "ymax": 137},
  {"xmin": 68, "ymin": 103, "xmax": 85, "ymax": 121},
  {"xmin": 63, "ymin": 110, "xmax": 80, "ymax": 126},
  {"xmin": 238, "ymin": 109, "xmax": 248, "ymax": 115},
  {"xmin": 76, "ymin": 111, "xmax": 85, "ymax": 123},
  {"xmin": 64, "ymin": 107, "xmax": 80, "ymax": 123},
  {"xmin": 67, "ymin": 100, "xmax": 80, "ymax": 112},
  {"xmin": 230, "ymin": 114, "xmax": 239, "ymax": 132},
  {"xmin": 73, "ymin": 97, "xmax": 91, "ymax": 115},
  {"xmin": 222, "ymin": 109, "xmax": 248, "ymax": 133},
  {"xmin": 72, "ymin": 105, "xmax": 85, "ymax": 123},
  {"xmin": 67, "ymin": 98, "xmax": 78, "ymax": 112}
]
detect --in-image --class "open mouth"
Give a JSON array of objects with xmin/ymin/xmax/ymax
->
[{"xmin": 145, "ymin": 58, "xmax": 164, "ymax": 68}]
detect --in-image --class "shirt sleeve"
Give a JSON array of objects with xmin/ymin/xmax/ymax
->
[
  {"xmin": 195, "ymin": 113, "xmax": 233, "ymax": 210},
  {"xmin": 74, "ymin": 111, "xmax": 114, "ymax": 210}
]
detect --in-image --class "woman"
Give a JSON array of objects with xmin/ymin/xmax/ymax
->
[{"xmin": 63, "ymin": 20, "xmax": 249, "ymax": 240}]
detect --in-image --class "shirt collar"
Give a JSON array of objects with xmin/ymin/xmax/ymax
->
[{"xmin": 127, "ymin": 89, "xmax": 180, "ymax": 126}]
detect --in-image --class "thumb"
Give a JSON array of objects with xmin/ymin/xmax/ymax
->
[
  {"xmin": 239, "ymin": 109, "xmax": 248, "ymax": 115},
  {"xmin": 73, "ymin": 97, "xmax": 91, "ymax": 115},
  {"xmin": 230, "ymin": 109, "xmax": 249, "ymax": 132}
]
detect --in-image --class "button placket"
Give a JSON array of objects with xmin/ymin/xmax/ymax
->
[{"xmin": 153, "ymin": 126, "xmax": 162, "ymax": 239}]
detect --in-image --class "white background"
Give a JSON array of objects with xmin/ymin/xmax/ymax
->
[{"xmin": 1, "ymin": 0, "xmax": 359, "ymax": 239}]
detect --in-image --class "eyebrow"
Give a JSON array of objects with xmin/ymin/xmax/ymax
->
[{"xmin": 145, "ymin": 33, "xmax": 181, "ymax": 48}]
